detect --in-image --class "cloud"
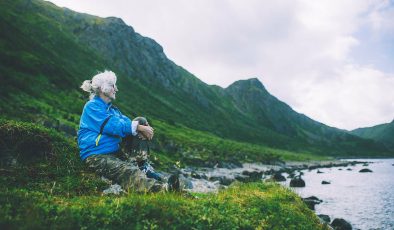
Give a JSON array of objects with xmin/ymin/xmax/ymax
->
[
  {"xmin": 291, "ymin": 65, "xmax": 394, "ymax": 130},
  {"xmin": 48, "ymin": 0, "xmax": 394, "ymax": 129}
]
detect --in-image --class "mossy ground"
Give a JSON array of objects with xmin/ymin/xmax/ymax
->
[
  {"xmin": 0, "ymin": 119, "xmax": 329, "ymax": 229},
  {"xmin": 1, "ymin": 183, "xmax": 329, "ymax": 230}
]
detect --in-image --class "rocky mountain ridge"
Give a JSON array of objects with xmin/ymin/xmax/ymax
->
[{"xmin": 0, "ymin": 0, "xmax": 391, "ymax": 157}]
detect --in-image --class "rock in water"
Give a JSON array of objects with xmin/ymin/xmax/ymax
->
[
  {"xmin": 272, "ymin": 172, "xmax": 286, "ymax": 182},
  {"xmin": 287, "ymin": 172, "xmax": 296, "ymax": 178},
  {"xmin": 290, "ymin": 177, "xmax": 305, "ymax": 187},
  {"xmin": 240, "ymin": 170, "xmax": 263, "ymax": 182},
  {"xmin": 359, "ymin": 168, "xmax": 373, "ymax": 173},
  {"xmin": 318, "ymin": 214, "xmax": 331, "ymax": 224},
  {"xmin": 322, "ymin": 180, "xmax": 331, "ymax": 184},
  {"xmin": 302, "ymin": 196, "xmax": 322, "ymax": 210},
  {"xmin": 331, "ymin": 218, "xmax": 352, "ymax": 230}
]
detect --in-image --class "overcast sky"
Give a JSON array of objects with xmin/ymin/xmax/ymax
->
[{"xmin": 48, "ymin": 0, "xmax": 394, "ymax": 130}]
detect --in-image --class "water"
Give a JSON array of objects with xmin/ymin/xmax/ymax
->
[
  {"xmin": 285, "ymin": 159, "xmax": 394, "ymax": 230},
  {"xmin": 185, "ymin": 159, "xmax": 394, "ymax": 229}
]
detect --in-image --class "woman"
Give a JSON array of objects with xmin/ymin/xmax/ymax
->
[{"xmin": 77, "ymin": 70, "xmax": 178, "ymax": 193}]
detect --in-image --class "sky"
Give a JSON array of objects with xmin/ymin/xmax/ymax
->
[{"xmin": 48, "ymin": 0, "xmax": 394, "ymax": 130}]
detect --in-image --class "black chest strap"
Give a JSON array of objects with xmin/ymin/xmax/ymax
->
[{"xmin": 95, "ymin": 116, "xmax": 111, "ymax": 146}]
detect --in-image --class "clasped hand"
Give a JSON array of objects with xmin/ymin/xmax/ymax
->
[{"xmin": 137, "ymin": 124, "xmax": 154, "ymax": 140}]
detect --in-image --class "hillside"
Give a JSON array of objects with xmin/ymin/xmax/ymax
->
[
  {"xmin": 0, "ymin": 0, "xmax": 391, "ymax": 160},
  {"xmin": 351, "ymin": 120, "xmax": 394, "ymax": 150},
  {"xmin": 0, "ymin": 119, "xmax": 329, "ymax": 229}
]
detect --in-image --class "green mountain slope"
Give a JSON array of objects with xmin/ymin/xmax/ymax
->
[
  {"xmin": 0, "ymin": 0, "xmax": 316, "ymax": 166},
  {"xmin": 225, "ymin": 79, "xmax": 389, "ymax": 156},
  {"xmin": 351, "ymin": 120, "xmax": 394, "ymax": 150},
  {"xmin": 0, "ymin": 0, "xmax": 392, "ymax": 160}
]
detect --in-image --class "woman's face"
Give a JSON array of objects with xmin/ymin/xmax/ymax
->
[
  {"xmin": 108, "ymin": 84, "xmax": 118, "ymax": 100},
  {"xmin": 103, "ymin": 83, "xmax": 118, "ymax": 101}
]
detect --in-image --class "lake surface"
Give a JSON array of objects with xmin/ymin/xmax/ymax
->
[
  {"xmin": 286, "ymin": 159, "xmax": 394, "ymax": 230},
  {"xmin": 182, "ymin": 158, "xmax": 394, "ymax": 229}
]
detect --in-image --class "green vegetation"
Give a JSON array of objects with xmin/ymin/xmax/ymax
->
[
  {"xmin": 0, "ymin": 120, "xmax": 328, "ymax": 229},
  {"xmin": 351, "ymin": 121, "xmax": 394, "ymax": 150},
  {"xmin": 1, "ymin": 184, "xmax": 329, "ymax": 230},
  {"xmin": 152, "ymin": 120, "xmax": 330, "ymax": 169}
]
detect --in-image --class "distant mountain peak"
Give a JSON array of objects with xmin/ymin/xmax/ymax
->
[
  {"xmin": 225, "ymin": 78, "xmax": 271, "ymax": 96},
  {"xmin": 227, "ymin": 78, "xmax": 267, "ymax": 92},
  {"xmin": 105, "ymin": 17, "xmax": 126, "ymax": 25}
]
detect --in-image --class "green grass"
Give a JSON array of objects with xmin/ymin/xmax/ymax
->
[
  {"xmin": 0, "ymin": 119, "xmax": 330, "ymax": 229},
  {"xmin": 152, "ymin": 119, "xmax": 331, "ymax": 167},
  {"xmin": 0, "ymin": 184, "xmax": 328, "ymax": 230}
]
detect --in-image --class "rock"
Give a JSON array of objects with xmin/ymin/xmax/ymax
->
[
  {"xmin": 317, "ymin": 170, "xmax": 324, "ymax": 173},
  {"xmin": 209, "ymin": 176, "xmax": 235, "ymax": 186},
  {"xmin": 346, "ymin": 168, "xmax": 352, "ymax": 171},
  {"xmin": 359, "ymin": 168, "xmax": 373, "ymax": 173},
  {"xmin": 103, "ymin": 184, "xmax": 124, "ymax": 195},
  {"xmin": 308, "ymin": 165, "xmax": 319, "ymax": 170},
  {"xmin": 272, "ymin": 172, "xmax": 286, "ymax": 182},
  {"xmin": 302, "ymin": 196, "xmax": 322, "ymax": 210},
  {"xmin": 305, "ymin": 196, "xmax": 322, "ymax": 202},
  {"xmin": 191, "ymin": 171, "xmax": 202, "ymax": 179},
  {"xmin": 287, "ymin": 172, "xmax": 295, "ymax": 178},
  {"xmin": 217, "ymin": 161, "xmax": 242, "ymax": 169},
  {"xmin": 318, "ymin": 214, "xmax": 331, "ymax": 224},
  {"xmin": 331, "ymin": 218, "xmax": 352, "ymax": 230},
  {"xmin": 241, "ymin": 170, "xmax": 263, "ymax": 182},
  {"xmin": 290, "ymin": 177, "xmax": 305, "ymax": 187},
  {"xmin": 264, "ymin": 169, "xmax": 276, "ymax": 175},
  {"xmin": 179, "ymin": 175, "xmax": 193, "ymax": 189},
  {"xmin": 338, "ymin": 168, "xmax": 343, "ymax": 170},
  {"xmin": 322, "ymin": 180, "xmax": 331, "ymax": 184},
  {"xmin": 235, "ymin": 175, "xmax": 250, "ymax": 183},
  {"xmin": 220, "ymin": 177, "xmax": 235, "ymax": 186},
  {"xmin": 362, "ymin": 163, "xmax": 369, "ymax": 166}
]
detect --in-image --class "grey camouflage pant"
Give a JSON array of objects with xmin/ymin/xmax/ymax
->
[{"xmin": 84, "ymin": 135, "xmax": 162, "ymax": 193}]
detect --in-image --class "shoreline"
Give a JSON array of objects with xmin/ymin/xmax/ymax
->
[{"xmin": 176, "ymin": 158, "xmax": 381, "ymax": 193}]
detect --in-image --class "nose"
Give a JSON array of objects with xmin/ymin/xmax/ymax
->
[{"xmin": 114, "ymin": 85, "xmax": 118, "ymax": 92}]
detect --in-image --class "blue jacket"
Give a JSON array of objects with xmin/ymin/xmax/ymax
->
[{"xmin": 77, "ymin": 96, "xmax": 136, "ymax": 160}]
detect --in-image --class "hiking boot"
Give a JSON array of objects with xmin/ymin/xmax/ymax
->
[{"xmin": 139, "ymin": 161, "xmax": 163, "ymax": 181}]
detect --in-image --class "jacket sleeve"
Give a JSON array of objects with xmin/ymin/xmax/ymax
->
[
  {"xmin": 118, "ymin": 109, "xmax": 139, "ymax": 136},
  {"xmin": 83, "ymin": 102, "xmax": 132, "ymax": 138}
]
